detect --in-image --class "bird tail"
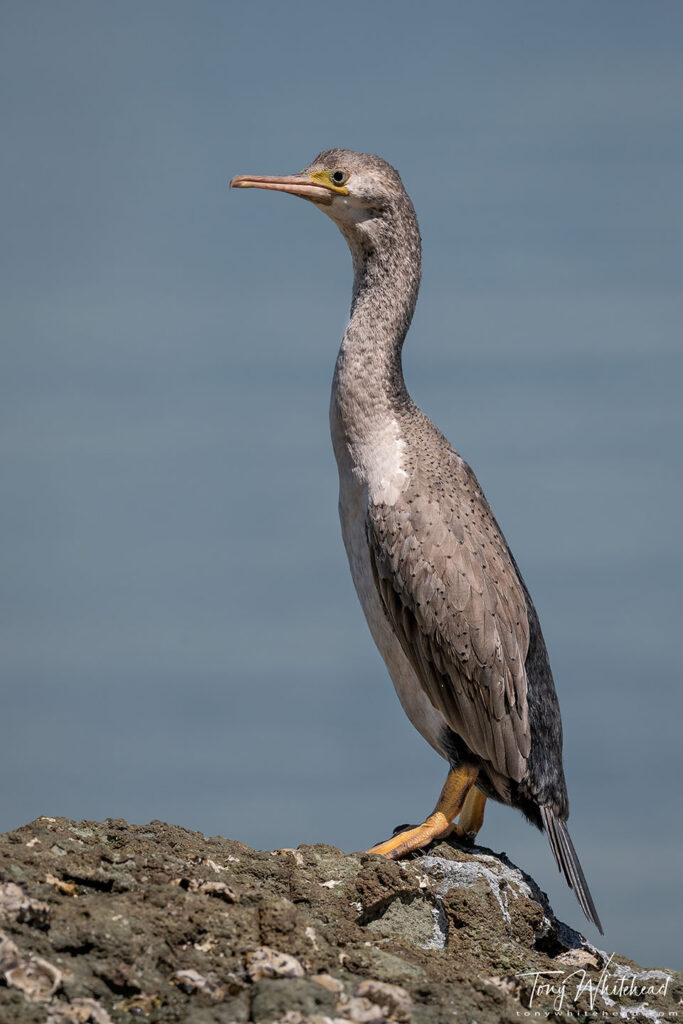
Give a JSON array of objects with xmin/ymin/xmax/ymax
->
[{"xmin": 540, "ymin": 805, "xmax": 603, "ymax": 934}]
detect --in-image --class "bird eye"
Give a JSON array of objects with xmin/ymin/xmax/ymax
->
[{"xmin": 331, "ymin": 170, "xmax": 348, "ymax": 185}]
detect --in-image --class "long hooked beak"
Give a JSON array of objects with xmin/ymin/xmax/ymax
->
[{"xmin": 229, "ymin": 173, "xmax": 334, "ymax": 205}]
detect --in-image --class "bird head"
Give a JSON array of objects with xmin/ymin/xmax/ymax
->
[{"xmin": 230, "ymin": 149, "xmax": 411, "ymax": 236}]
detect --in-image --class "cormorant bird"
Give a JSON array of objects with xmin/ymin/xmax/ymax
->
[{"xmin": 231, "ymin": 149, "xmax": 602, "ymax": 932}]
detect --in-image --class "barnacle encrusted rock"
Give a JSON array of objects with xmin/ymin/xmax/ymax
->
[{"xmin": 0, "ymin": 816, "xmax": 679, "ymax": 1023}]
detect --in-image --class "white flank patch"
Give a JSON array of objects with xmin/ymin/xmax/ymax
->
[{"xmin": 354, "ymin": 417, "xmax": 408, "ymax": 507}]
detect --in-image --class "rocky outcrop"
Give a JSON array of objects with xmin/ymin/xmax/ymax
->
[{"xmin": 0, "ymin": 817, "xmax": 679, "ymax": 1023}]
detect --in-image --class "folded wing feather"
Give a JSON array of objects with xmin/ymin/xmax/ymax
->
[{"xmin": 366, "ymin": 456, "xmax": 531, "ymax": 789}]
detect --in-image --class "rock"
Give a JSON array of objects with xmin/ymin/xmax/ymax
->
[
  {"xmin": 170, "ymin": 968, "xmax": 228, "ymax": 1000},
  {"xmin": 5, "ymin": 952, "xmax": 62, "ymax": 1003},
  {"xmin": 0, "ymin": 931, "xmax": 21, "ymax": 973},
  {"xmin": 46, "ymin": 997, "xmax": 113, "ymax": 1023},
  {"xmin": 0, "ymin": 816, "xmax": 680, "ymax": 1023},
  {"xmin": 246, "ymin": 947, "xmax": 306, "ymax": 981},
  {"xmin": 43, "ymin": 874, "xmax": 79, "ymax": 898},
  {"xmin": 170, "ymin": 877, "xmax": 239, "ymax": 902},
  {"xmin": 0, "ymin": 882, "xmax": 51, "ymax": 929},
  {"xmin": 251, "ymin": 977, "xmax": 337, "ymax": 1021},
  {"xmin": 311, "ymin": 973, "xmax": 345, "ymax": 995},
  {"xmin": 337, "ymin": 994, "xmax": 387, "ymax": 1022},
  {"xmin": 354, "ymin": 980, "xmax": 412, "ymax": 1022}
]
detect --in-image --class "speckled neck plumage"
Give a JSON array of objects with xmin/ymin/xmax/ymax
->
[{"xmin": 330, "ymin": 191, "xmax": 422, "ymax": 448}]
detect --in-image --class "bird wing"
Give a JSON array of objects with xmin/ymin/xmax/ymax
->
[{"xmin": 366, "ymin": 449, "xmax": 531, "ymax": 786}]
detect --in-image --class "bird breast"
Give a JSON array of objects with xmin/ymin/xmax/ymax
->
[{"xmin": 330, "ymin": 401, "xmax": 449, "ymax": 757}]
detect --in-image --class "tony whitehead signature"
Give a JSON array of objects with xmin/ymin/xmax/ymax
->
[{"xmin": 517, "ymin": 953, "xmax": 673, "ymax": 1013}]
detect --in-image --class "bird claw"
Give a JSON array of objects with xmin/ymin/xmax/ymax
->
[
  {"xmin": 449, "ymin": 823, "xmax": 477, "ymax": 844},
  {"xmin": 392, "ymin": 823, "xmax": 417, "ymax": 836},
  {"xmin": 367, "ymin": 823, "xmax": 444, "ymax": 860},
  {"xmin": 367, "ymin": 824, "xmax": 416, "ymax": 851},
  {"xmin": 389, "ymin": 823, "xmax": 428, "ymax": 856}
]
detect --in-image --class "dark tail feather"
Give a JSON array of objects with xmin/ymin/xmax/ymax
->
[{"xmin": 540, "ymin": 806, "xmax": 603, "ymax": 934}]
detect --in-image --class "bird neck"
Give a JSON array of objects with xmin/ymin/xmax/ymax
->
[{"xmin": 331, "ymin": 205, "xmax": 422, "ymax": 440}]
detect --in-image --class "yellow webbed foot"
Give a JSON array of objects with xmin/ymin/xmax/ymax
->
[{"xmin": 365, "ymin": 764, "xmax": 478, "ymax": 860}]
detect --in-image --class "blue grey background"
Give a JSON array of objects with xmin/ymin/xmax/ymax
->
[{"xmin": 1, "ymin": 0, "xmax": 681, "ymax": 969}]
